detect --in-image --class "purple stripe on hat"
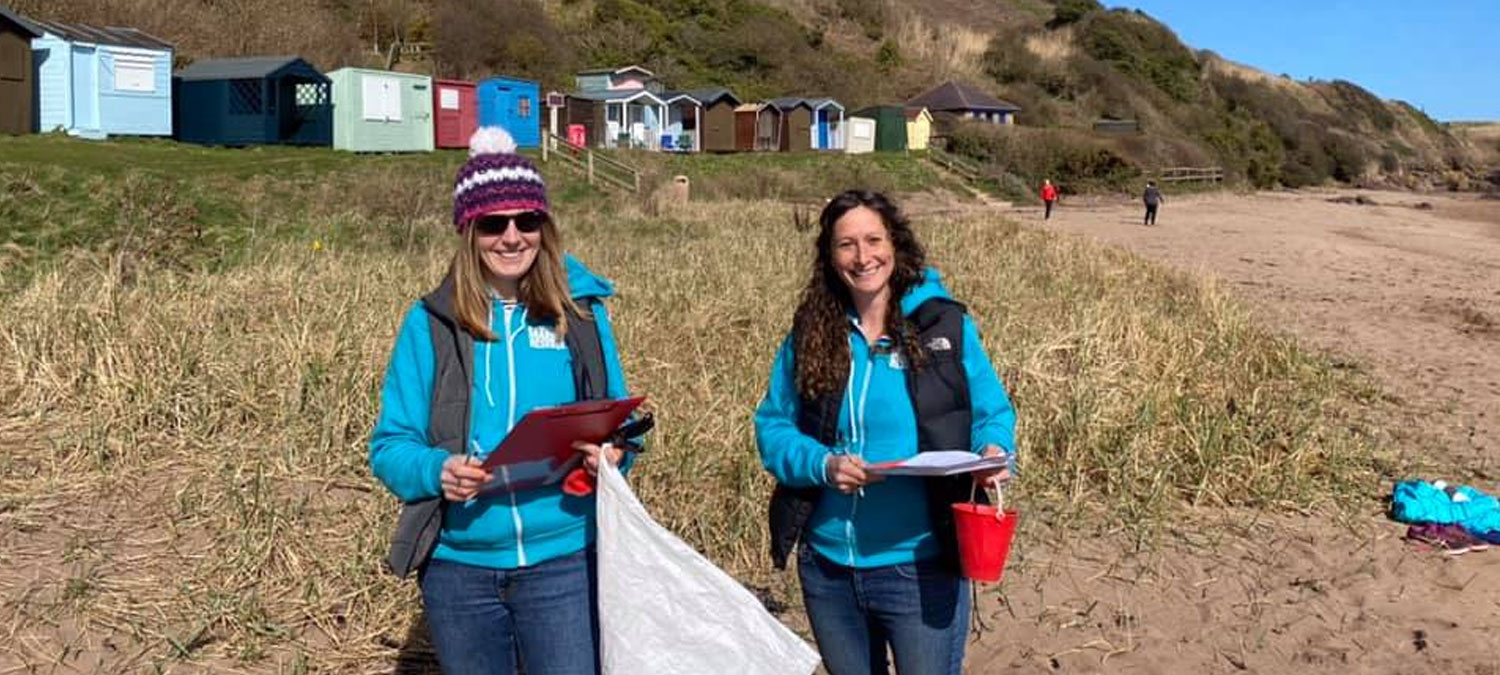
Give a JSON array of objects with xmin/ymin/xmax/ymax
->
[{"xmin": 453, "ymin": 137, "xmax": 550, "ymax": 230}]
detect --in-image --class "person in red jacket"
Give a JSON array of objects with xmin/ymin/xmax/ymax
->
[{"xmin": 1040, "ymin": 179, "xmax": 1058, "ymax": 220}]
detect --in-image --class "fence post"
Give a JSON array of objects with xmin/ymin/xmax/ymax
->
[
  {"xmin": 542, "ymin": 133, "xmax": 549, "ymax": 162},
  {"xmin": 587, "ymin": 151, "xmax": 595, "ymax": 186}
]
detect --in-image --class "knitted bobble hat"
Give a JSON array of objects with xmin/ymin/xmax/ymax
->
[{"xmin": 452, "ymin": 127, "xmax": 549, "ymax": 231}]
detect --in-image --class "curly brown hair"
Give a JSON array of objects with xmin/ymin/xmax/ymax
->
[{"xmin": 793, "ymin": 190, "xmax": 929, "ymax": 398}]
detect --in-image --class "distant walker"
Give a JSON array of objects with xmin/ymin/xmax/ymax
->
[{"xmin": 1142, "ymin": 180, "xmax": 1164, "ymax": 226}]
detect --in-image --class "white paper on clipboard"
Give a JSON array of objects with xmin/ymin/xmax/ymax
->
[{"xmin": 866, "ymin": 450, "xmax": 1006, "ymax": 477}]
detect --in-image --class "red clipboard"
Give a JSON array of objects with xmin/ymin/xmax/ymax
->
[{"xmin": 476, "ymin": 396, "xmax": 645, "ymax": 495}]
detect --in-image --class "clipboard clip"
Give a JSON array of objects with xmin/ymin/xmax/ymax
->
[{"xmin": 562, "ymin": 412, "xmax": 655, "ymax": 496}]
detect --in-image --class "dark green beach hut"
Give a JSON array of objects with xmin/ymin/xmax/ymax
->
[{"xmin": 852, "ymin": 105, "xmax": 909, "ymax": 151}]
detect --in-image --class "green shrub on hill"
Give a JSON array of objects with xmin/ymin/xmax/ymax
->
[
  {"xmin": 947, "ymin": 122, "xmax": 1139, "ymax": 191},
  {"xmin": 1048, "ymin": 0, "xmax": 1102, "ymax": 28},
  {"xmin": 1078, "ymin": 10, "xmax": 1202, "ymax": 104},
  {"xmin": 1318, "ymin": 80, "xmax": 1397, "ymax": 132}
]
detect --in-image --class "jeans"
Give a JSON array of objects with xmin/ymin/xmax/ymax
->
[
  {"xmin": 419, "ymin": 549, "xmax": 598, "ymax": 675},
  {"xmin": 1144, "ymin": 203, "xmax": 1158, "ymax": 225},
  {"xmin": 798, "ymin": 547, "xmax": 970, "ymax": 675},
  {"xmin": 1044, "ymin": 199, "xmax": 1054, "ymax": 219}
]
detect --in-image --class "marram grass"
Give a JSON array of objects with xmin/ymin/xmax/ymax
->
[{"xmin": 0, "ymin": 200, "xmax": 1392, "ymax": 671}]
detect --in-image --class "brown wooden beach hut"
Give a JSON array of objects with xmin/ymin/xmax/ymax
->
[
  {"xmin": 0, "ymin": 4, "xmax": 42, "ymax": 134},
  {"xmin": 769, "ymin": 98, "xmax": 812, "ymax": 152},
  {"xmin": 685, "ymin": 88, "xmax": 740, "ymax": 152}
]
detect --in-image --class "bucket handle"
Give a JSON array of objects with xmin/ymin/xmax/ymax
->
[{"xmin": 969, "ymin": 476, "xmax": 1005, "ymax": 519}]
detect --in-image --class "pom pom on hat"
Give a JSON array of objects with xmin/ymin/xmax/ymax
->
[
  {"xmin": 452, "ymin": 126, "xmax": 550, "ymax": 230},
  {"xmin": 469, "ymin": 126, "xmax": 518, "ymax": 158}
]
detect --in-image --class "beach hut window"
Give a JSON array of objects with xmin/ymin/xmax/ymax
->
[
  {"xmin": 440, "ymin": 88, "xmax": 460, "ymax": 110},
  {"xmin": 361, "ymin": 74, "xmax": 403, "ymax": 122},
  {"xmin": 518, "ymin": 96, "xmax": 532, "ymax": 118},
  {"xmin": 296, "ymin": 82, "xmax": 328, "ymax": 107},
  {"xmin": 230, "ymin": 79, "xmax": 263, "ymax": 115},
  {"xmin": 112, "ymin": 53, "xmax": 157, "ymax": 93}
]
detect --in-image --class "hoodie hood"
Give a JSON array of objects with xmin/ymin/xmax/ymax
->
[
  {"xmin": 565, "ymin": 253, "xmax": 615, "ymax": 301},
  {"xmin": 898, "ymin": 267, "xmax": 954, "ymax": 316}
]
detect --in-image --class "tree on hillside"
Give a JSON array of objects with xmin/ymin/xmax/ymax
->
[{"xmin": 432, "ymin": 0, "xmax": 574, "ymax": 85}]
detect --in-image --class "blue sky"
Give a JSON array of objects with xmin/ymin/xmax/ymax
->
[{"xmin": 1112, "ymin": 1, "xmax": 1499, "ymax": 121}]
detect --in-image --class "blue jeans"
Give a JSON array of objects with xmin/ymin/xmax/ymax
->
[
  {"xmin": 798, "ymin": 547, "xmax": 970, "ymax": 675},
  {"xmin": 419, "ymin": 549, "xmax": 598, "ymax": 675}
]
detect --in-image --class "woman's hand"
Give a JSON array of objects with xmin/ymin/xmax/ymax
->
[
  {"xmin": 441, "ymin": 455, "xmax": 493, "ymax": 502},
  {"xmin": 826, "ymin": 455, "xmax": 883, "ymax": 495},
  {"xmin": 973, "ymin": 445, "xmax": 1013, "ymax": 489},
  {"xmin": 573, "ymin": 441, "xmax": 624, "ymax": 477}
]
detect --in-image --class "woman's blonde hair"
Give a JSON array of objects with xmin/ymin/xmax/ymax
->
[{"xmin": 449, "ymin": 216, "xmax": 587, "ymax": 341}]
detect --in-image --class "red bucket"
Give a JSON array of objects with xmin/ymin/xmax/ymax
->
[{"xmin": 951, "ymin": 502, "xmax": 1019, "ymax": 583}]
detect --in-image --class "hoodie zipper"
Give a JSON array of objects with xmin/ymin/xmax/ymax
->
[
  {"xmin": 843, "ymin": 329, "xmax": 878, "ymax": 567},
  {"xmin": 500, "ymin": 301, "xmax": 529, "ymax": 567}
]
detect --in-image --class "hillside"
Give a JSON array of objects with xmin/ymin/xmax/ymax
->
[{"xmin": 13, "ymin": 0, "xmax": 1486, "ymax": 192}]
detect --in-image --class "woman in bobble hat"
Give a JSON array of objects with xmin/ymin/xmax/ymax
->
[{"xmin": 370, "ymin": 127, "xmax": 639, "ymax": 674}]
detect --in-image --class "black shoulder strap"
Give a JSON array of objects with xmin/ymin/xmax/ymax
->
[{"xmin": 563, "ymin": 301, "xmax": 608, "ymax": 401}]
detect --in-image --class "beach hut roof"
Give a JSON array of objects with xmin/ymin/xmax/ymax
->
[
  {"xmin": 29, "ymin": 18, "xmax": 171, "ymax": 49},
  {"xmin": 906, "ymin": 81, "xmax": 1019, "ymax": 113},
  {"xmin": 176, "ymin": 56, "xmax": 324, "ymax": 82},
  {"xmin": 733, "ymin": 102, "xmax": 764, "ymax": 113},
  {"xmin": 682, "ymin": 88, "xmax": 740, "ymax": 106},
  {"xmin": 905, "ymin": 106, "xmax": 931, "ymax": 120},
  {"xmin": 660, "ymin": 92, "xmax": 701, "ymax": 105},
  {"xmin": 805, "ymin": 97, "xmax": 844, "ymax": 111},
  {"xmin": 767, "ymin": 97, "xmax": 812, "ymax": 111},
  {"xmin": 0, "ymin": 4, "xmax": 43, "ymax": 37},
  {"xmin": 576, "ymin": 65, "xmax": 655, "ymax": 78},
  {"xmin": 570, "ymin": 88, "xmax": 665, "ymax": 105}
]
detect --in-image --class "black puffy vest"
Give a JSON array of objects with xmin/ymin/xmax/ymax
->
[
  {"xmin": 383, "ymin": 274, "xmax": 608, "ymax": 578},
  {"xmin": 767, "ymin": 298, "xmax": 990, "ymax": 572}
]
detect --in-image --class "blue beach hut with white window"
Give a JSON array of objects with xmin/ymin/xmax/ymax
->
[
  {"xmin": 476, "ymin": 75, "xmax": 540, "ymax": 149},
  {"xmin": 172, "ymin": 56, "xmax": 332, "ymax": 146},
  {"xmin": 30, "ymin": 19, "xmax": 173, "ymax": 138}
]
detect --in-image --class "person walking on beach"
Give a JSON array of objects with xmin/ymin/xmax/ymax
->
[
  {"xmin": 1040, "ymin": 179, "xmax": 1058, "ymax": 220},
  {"xmin": 1142, "ymin": 180, "xmax": 1164, "ymax": 226},
  {"xmin": 755, "ymin": 189, "xmax": 1017, "ymax": 675}
]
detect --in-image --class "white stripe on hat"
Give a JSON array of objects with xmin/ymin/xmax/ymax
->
[{"xmin": 454, "ymin": 166, "xmax": 545, "ymax": 198}]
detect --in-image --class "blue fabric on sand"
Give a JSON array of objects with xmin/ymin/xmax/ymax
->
[{"xmin": 1390, "ymin": 480, "xmax": 1500, "ymax": 541}]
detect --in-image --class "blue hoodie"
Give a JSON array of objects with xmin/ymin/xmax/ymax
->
[
  {"xmin": 369, "ymin": 255, "xmax": 632, "ymax": 569},
  {"xmin": 755, "ymin": 268, "xmax": 1017, "ymax": 569}
]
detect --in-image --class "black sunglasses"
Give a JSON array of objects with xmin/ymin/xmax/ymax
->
[{"xmin": 475, "ymin": 211, "xmax": 549, "ymax": 236}]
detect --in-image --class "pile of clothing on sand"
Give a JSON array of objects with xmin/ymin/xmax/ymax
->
[{"xmin": 1391, "ymin": 480, "xmax": 1500, "ymax": 556}]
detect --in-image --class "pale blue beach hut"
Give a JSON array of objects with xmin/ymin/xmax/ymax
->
[{"xmin": 30, "ymin": 19, "xmax": 173, "ymax": 138}]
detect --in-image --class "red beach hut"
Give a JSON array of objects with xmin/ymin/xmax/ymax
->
[{"xmin": 433, "ymin": 79, "xmax": 477, "ymax": 149}]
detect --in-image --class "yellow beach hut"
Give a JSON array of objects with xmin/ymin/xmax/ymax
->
[{"xmin": 905, "ymin": 106, "xmax": 933, "ymax": 151}]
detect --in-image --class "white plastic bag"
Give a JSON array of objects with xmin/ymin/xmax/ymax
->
[{"xmin": 596, "ymin": 460, "xmax": 821, "ymax": 675}]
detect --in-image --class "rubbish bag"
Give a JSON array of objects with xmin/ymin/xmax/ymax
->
[{"xmin": 595, "ymin": 460, "xmax": 821, "ymax": 675}]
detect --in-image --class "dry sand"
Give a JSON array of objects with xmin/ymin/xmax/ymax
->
[{"xmin": 961, "ymin": 189, "xmax": 1500, "ymax": 674}]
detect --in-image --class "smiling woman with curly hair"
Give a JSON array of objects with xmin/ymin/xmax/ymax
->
[{"xmin": 755, "ymin": 189, "xmax": 1019, "ymax": 675}]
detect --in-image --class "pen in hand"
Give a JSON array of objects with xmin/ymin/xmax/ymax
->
[{"xmin": 438, "ymin": 441, "xmax": 491, "ymax": 504}]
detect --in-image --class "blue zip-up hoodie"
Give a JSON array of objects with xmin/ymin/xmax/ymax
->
[
  {"xmin": 369, "ymin": 255, "xmax": 632, "ymax": 569},
  {"xmin": 755, "ymin": 268, "xmax": 1017, "ymax": 569}
]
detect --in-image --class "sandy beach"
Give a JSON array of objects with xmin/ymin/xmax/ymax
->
[{"xmin": 962, "ymin": 189, "xmax": 1500, "ymax": 673}]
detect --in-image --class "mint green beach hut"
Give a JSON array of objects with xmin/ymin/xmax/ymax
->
[{"xmin": 328, "ymin": 67, "xmax": 434, "ymax": 152}]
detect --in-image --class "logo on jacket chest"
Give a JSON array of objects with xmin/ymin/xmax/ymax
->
[{"xmin": 528, "ymin": 325, "xmax": 566, "ymax": 350}]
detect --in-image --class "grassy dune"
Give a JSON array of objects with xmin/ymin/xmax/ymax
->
[{"xmin": 0, "ymin": 138, "xmax": 1394, "ymax": 671}]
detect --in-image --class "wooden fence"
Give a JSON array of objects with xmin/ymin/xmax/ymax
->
[
  {"xmin": 541, "ymin": 132, "xmax": 641, "ymax": 193},
  {"xmin": 1150, "ymin": 166, "xmax": 1224, "ymax": 183},
  {"xmin": 926, "ymin": 146, "xmax": 983, "ymax": 182}
]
